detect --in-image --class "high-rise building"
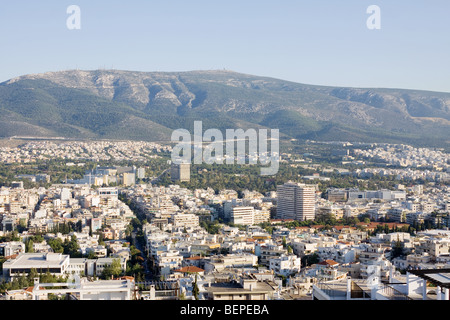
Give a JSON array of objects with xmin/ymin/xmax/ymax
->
[
  {"xmin": 171, "ymin": 163, "xmax": 190, "ymax": 182},
  {"xmin": 122, "ymin": 172, "xmax": 136, "ymax": 186},
  {"xmin": 277, "ymin": 182, "xmax": 315, "ymax": 221},
  {"xmin": 136, "ymin": 167, "xmax": 146, "ymax": 180}
]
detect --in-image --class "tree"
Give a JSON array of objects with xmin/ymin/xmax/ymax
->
[
  {"xmin": 63, "ymin": 235, "xmax": 81, "ymax": 257},
  {"xmin": 302, "ymin": 252, "xmax": 320, "ymax": 267},
  {"xmin": 192, "ymin": 273, "xmax": 199, "ymax": 300},
  {"xmin": 75, "ymin": 220, "xmax": 83, "ymax": 232},
  {"xmin": 27, "ymin": 268, "xmax": 38, "ymax": 284},
  {"xmin": 98, "ymin": 233, "xmax": 106, "ymax": 246},
  {"xmin": 25, "ymin": 239, "xmax": 34, "ymax": 253},
  {"xmin": 87, "ymin": 250, "xmax": 97, "ymax": 259},
  {"xmin": 102, "ymin": 258, "xmax": 123, "ymax": 279},
  {"xmin": 48, "ymin": 238, "xmax": 64, "ymax": 253},
  {"xmin": 391, "ymin": 237, "xmax": 404, "ymax": 259}
]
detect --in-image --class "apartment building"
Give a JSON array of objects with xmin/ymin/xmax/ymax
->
[
  {"xmin": 317, "ymin": 244, "xmax": 356, "ymax": 265},
  {"xmin": 171, "ymin": 213, "xmax": 200, "ymax": 229},
  {"xmin": 277, "ymin": 182, "xmax": 315, "ymax": 221},
  {"xmin": 255, "ymin": 243, "xmax": 287, "ymax": 267},
  {"xmin": 269, "ymin": 254, "xmax": 301, "ymax": 277},
  {"xmin": 291, "ymin": 239, "xmax": 318, "ymax": 257},
  {"xmin": 0, "ymin": 241, "xmax": 25, "ymax": 257},
  {"xmin": 154, "ymin": 250, "xmax": 184, "ymax": 277},
  {"xmin": 171, "ymin": 163, "xmax": 190, "ymax": 182},
  {"xmin": 203, "ymin": 254, "xmax": 258, "ymax": 273},
  {"xmin": 230, "ymin": 206, "xmax": 255, "ymax": 226},
  {"xmin": 415, "ymin": 239, "xmax": 450, "ymax": 259},
  {"xmin": 205, "ymin": 274, "xmax": 277, "ymax": 300}
]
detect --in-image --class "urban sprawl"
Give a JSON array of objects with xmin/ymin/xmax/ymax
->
[{"xmin": 0, "ymin": 140, "xmax": 449, "ymax": 301}]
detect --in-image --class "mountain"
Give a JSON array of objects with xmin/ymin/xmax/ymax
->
[{"xmin": 0, "ymin": 69, "xmax": 449, "ymax": 147}]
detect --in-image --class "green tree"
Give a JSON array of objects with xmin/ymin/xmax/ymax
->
[
  {"xmin": 391, "ymin": 237, "xmax": 404, "ymax": 259},
  {"xmin": 87, "ymin": 251, "xmax": 97, "ymax": 259},
  {"xmin": 25, "ymin": 239, "xmax": 34, "ymax": 253},
  {"xmin": 302, "ymin": 252, "xmax": 320, "ymax": 267},
  {"xmin": 48, "ymin": 238, "xmax": 64, "ymax": 253},
  {"xmin": 192, "ymin": 274, "xmax": 200, "ymax": 300},
  {"xmin": 287, "ymin": 245, "xmax": 293, "ymax": 254},
  {"xmin": 282, "ymin": 236, "xmax": 287, "ymax": 248},
  {"xmin": 63, "ymin": 235, "xmax": 81, "ymax": 257},
  {"xmin": 102, "ymin": 258, "xmax": 122, "ymax": 279}
]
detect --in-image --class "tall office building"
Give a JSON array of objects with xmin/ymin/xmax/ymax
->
[
  {"xmin": 171, "ymin": 163, "xmax": 190, "ymax": 182},
  {"xmin": 277, "ymin": 182, "xmax": 315, "ymax": 221}
]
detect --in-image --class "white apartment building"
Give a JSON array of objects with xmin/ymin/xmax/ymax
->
[
  {"xmin": 0, "ymin": 241, "xmax": 25, "ymax": 257},
  {"xmin": 291, "ymin": 240, "xmax": 318, "ymax": 257},
  {"xmin": 255, "ymin": 243, "xmax": 288, "ymax": 267},
  {"xmin": 387, "ymin": 207, "xmax": 408, "ymax": 223},
  {"xmin": 269, "ymin": 254, "xmax": 301, "ymax": 277},
  {"xmin": 415, "ymin": 239, "xmax": 450, "ymax": 258},
  {"xmin": 94, "ymin": 257, "xmax": 127, "ymax": 277},
  {"xmin": 253, "ymin": 208, "xmax": 270, "ymax": 225},
  {"xmin": 230, "ymin": 206, "xmax": 255, "ymax": 226},
  {"xmin": 154, "ymin": 250, "xmax": 184, "ymax": 277},
  {"xmin": 277, "ymin": 182, "xmax": 315, "ymax": 221},
  {"xmin": 203, "ymin": 254, "xmax": 258, "ymax": 273},
  {"xmin": 317, "ymin": 244, "xmax": 356, "ymax": 265},
  {"xmin": 357, "ymin": 244, "xmax": 392, "ymax": 279},
  {"xmin": 171, "ymin": 213, "xmax": 200, "ymax": 229},
  {"xmin": 23, "ymin": 278, "xmax": 135, "ymax": 300}
]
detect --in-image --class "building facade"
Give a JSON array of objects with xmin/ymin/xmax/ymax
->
[{"xmin": 277, "ymin": 182, "xmax": 315, "ymax": 221}]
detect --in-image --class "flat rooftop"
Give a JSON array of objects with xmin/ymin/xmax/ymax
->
[
  {"xmin": 4, "ymin": 253, "xmax": 69, "ymax": 268},
  {"xmin": 206, "ymin": 281, "xmax": 277, "ymax": 294}
]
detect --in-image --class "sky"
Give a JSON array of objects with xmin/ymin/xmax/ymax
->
[{"xmin": 0, "ymin": 0, "xmax": 449, "ymax": 92}]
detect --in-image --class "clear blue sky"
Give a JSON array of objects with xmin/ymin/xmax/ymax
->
[{"xmin": 0, "ymin": 0, "xmax": 449, "ymax": 92}]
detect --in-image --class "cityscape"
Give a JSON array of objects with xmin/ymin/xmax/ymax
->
[
  {"xmin": 0, "ymin": 138, "xmax": 448, "ymax": 302},
  {"xmin": 0, "ymin": 1, "xmax": 449, "ymax": 315}
]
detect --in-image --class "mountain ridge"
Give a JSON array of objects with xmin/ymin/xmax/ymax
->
[{"xmin": 1, "ymin": 69, "xmax": 449, "ymax": 148}]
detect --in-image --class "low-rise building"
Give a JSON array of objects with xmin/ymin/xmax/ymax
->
[
  {"xmin": 0, "ymin": 241, "xmax": 25, "ymax": 257},
  {"xmin": 2, "ymin": 253, "xmax": 70, "ymax": 280},
  {"xmin": 269, "ymin": 254, "xmax": 301, "ymax": 277},
  {"xmin": 205, "ymin": 274, "xmax": 277, "ymax": 300}
]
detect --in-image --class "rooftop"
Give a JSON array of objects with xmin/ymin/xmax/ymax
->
[
  {"xmin": 408, "ymin": 269, "xmax": 450, "ymax": 289},
  {"xmin": 173, "ymin": 266, "xmax": 205, "ymax": 273},
  {"xmin": 206, "ymin": 280, "xmax": 277, "ymax": 294},
  {"xmin": 4, "ymin": 253, "xmax": 69, "ymax": 268}
]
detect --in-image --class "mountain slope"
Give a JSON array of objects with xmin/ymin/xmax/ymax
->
[{"xmin": 1, "ymin": 69, "xmax": 449, "ymax": 147}]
